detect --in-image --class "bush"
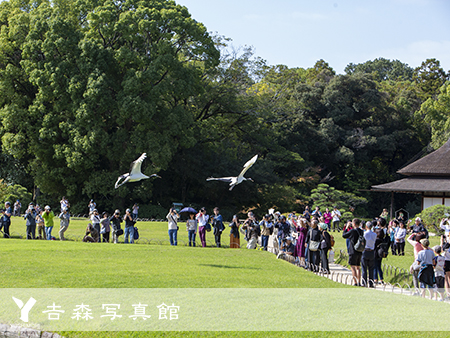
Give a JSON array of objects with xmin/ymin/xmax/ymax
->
[
  {"xmin": 1, "ymin": 183, "xmax": 32, "ymax": 208},
  {"xmin": 415, "ymin": 204, "xmax": 450, "ymax": 229}
]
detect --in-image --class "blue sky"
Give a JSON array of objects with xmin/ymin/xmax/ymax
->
[{"xmin": 177, "ymin": 0, "xmax": 450, "ymax": 74}]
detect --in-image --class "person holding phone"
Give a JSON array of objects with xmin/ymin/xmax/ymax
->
[{"xmin": 167, "ymin": 208, "xmax": 179, "ymax": 246}]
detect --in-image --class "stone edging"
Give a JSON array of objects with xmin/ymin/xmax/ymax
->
[{"xmin": 0, "ymin": 323, "xmax": 64, "ymax": 338}]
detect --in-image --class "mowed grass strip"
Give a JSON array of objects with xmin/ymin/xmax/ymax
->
[{"xmin": 0, "ymin": 239, "xmax": 339, "ymax": 288}]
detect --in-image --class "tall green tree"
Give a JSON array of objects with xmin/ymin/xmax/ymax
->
[
  {"xmin": 345, "ymin": 58, "xmax": 414, "ymax": 82},
  {"xmin": 418, "ymin": 82, "xmax": 450, "ymax": 148},
  {"xmin": 413, "ymin": 58, "xmax": 449, "ymax": 100},
  {"xmin": 0, "ymin": 0, "xmax": 219, "ymax": 210}
]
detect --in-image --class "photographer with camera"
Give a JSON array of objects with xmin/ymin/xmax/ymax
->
[
  {"xmin": 277, "ymin": 236, "xmax": 295, "ymax": 263},
  {"xmin": 242, "ymin": 213, "xmax": 260, "ymax": 249},
  {"xmin": 166, "ymin": 208, "xmax": 179, "ymax": 246},
  {"xmin": 0, "ymin": 201, "xmax": 12, "ymax": 238},
  {"xmin": 440, "ymin": 217, "xmax": 450, "ymax": 237},
  {"xmin": 409, "ymin": 217, "xmax": 428, "ymax": 239},
  {"xmin": 274, "ymin": 215, "xmax": 290, "ymax": 249},
  {"xmin": 24, "ymin": 202, "xmax": 37, "ymax": 240}
]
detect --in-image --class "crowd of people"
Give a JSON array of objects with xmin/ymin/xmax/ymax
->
[
  {"xmin": 341, "ymin": 213, "xmax": 450, "ymax": 300},
  {"xmin": 164, "ymin": 206, "xmax": 335, "ymax": 276},
  {"xmin": 3, "ymin": 197, "xmax": 450, "ymax": 300},
  {"xmin": 164, "ymin": 205, "xmax": 450, "ymax": 300},
  {"xmin": 0, "ymin": 198, "xmax": 142, "ymax": 245}
]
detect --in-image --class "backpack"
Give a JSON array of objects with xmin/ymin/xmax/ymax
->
[
  {"xmin": 330, "ymin": 234, "xmax": 335, "ymax": 247},
  {"xmin": 134, "ymin": 227, "xmax": 139, "ymax": 240},
  {"xmin": 377, "ymin": 242, "xmax": 389, "ymax": 258},
  {"xmin": 354, "ymin": 230, "xmax": 366, "ymax": 253}
]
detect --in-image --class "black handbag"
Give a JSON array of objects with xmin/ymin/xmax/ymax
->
[
  {"xmin": 114, "ymin": 228, "xmax": 124, "ymax": 236},
  {"xmin": 204, "ymin": 223, "xmax": 211, "ymax": 232}
]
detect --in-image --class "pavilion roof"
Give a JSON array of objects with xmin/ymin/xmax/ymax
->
[
  {"xmin": 371, "ymin": 176, "xmax": 450, "ymax": 193},
  {"xmin": 398, "ymin": 138, "xmax": 450, "ymax": 176}
]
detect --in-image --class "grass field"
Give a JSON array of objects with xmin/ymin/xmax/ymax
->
[{"xmin": 1, "ymin": 216, "xmax": 449, "ymax": 337}]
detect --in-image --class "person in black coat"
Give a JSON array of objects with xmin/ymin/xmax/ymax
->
[
  {"xmin": 305, "ymin": 220, "xmax": 322, "ymax": 271},
  {"xmin": 342, "ymin": 218, "xmax": 364, "ymax": 286},
  {"xmin": 373, "ymin": 228, "xmax": 387, "ymax": 284},
  {"xmin": 319, "ymin": 222, "xmax": 332, "ymax": 273}
]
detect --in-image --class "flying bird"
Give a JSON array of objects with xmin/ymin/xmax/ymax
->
[
  {"xmin": 206, "ymin": 155, "xmax": 258, "ymax": 191},
  {"xmin": 115, "ymin": 153, "xmax": 160, "ymax": 189}
]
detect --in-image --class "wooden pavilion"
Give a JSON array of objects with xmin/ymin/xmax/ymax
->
[{"xmin": 371, "ymin": 138, "xmax": 450, "ymax": 217}]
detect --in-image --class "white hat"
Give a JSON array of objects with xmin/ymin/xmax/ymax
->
[
  {"xmin": 45, "ymin": 205, "xmax": 51, "ymax": 210},
  {"xmin": 415, "ymin": 217, "xmax": 421, "ymax": 222}
]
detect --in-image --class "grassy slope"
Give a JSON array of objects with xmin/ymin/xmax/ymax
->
[{"xmin": 2, "ymin": 217, "xmax": 448, "ymax": 337}]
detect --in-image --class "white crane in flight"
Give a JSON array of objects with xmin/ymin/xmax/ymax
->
[
  {"xmin": 206, "ymin": 155, "xmax": 258, "ymax": 191},
  {"xmin": 115, "ymin": 153, "xmax": 160, "ymax": 189}
]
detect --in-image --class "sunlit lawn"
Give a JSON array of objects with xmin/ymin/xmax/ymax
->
[{"xmin": 1, "ymin": 217, "xmax": 448, "ymax": 337}]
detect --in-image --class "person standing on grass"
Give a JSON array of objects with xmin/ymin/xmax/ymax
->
[
  {"xmin": 259, "ymin": 214, "xmax": 273, "ymax": 251},
  {"xmin": 305, "ymin": 220, "xmax": 321, "ymax": 271},
  {"xmin": 388, "ymin": 220, "xmax": 398, "ymax": 255},
  {"xmin": 294, "ymin": 218, "xmax": 308, "ymax": 267},
  {"xmin": 88, "ymin": 199, "xmax": 96, "ymax": 216},
  {"xmin": 42, "ymin": 205, "xmax": 55, "ymax": 240},
  {"xmin": 323, "ymin": 207, "xmax": 332, "ymax": 231},
  {"xmin": 407, "ymin": 232, "xmax": 425, "ymax": 294},
  {"xmin": 60, "ymin": 196, "xmax": 69, "ymax": 213},
  {"xmin": 417, "ymin": 238, "xmax": 435, "ymax": 298},
  {"xmin": 35, "ymin": 211, "xmax": 45, "ymax": 239},
  {"xmin": 110, "ymin": 210, "xmax": 122, "ymax": 244},
  {"xmin": 90, "ymin": 209, "xmax": 101, "ymax": 242},
  {"xmin": 441, "ymin": 234, "xmax": 450, "ymax": 300},
  {"xmin": 342, "ymin": 218, "xmax": 364, "ymax": 286},
  {"xmin": 58, "ymin": 207, "xmax": 70, "ymax": 241},
  {"xmin": 186, "ymin": 213, "xmax": 197, "ymax": 247},
  {"xmin": 100, "ymin": 212, "xmax": 111, "ymax": 243},
  {"xmin": 0, "ymin": 201, "xmax": 12, "ymax": 238},
  {"xmin": 394, "ymin": 222, "xmax": 406, "ymax": 255},
  {"xmin": 361, "ymin": 221, "xmax": 377, "ymax": 287},
  {"xmin": 132, "ymin": 203, "xmax": 139, "ymax": 221},
  {"xmin": 373, "ymin": 227, "xmax": 386, "ymax": 284},
  {"xmin": 196, "ymin": 208, "xmax": 209, "ymax": 247},
  {"xmin": 123, "ymin": 208, "xmax": 135, "ymax": 244},
  {"xmin": 433, "ymin": 245, "xmax": 445, "ymax": 300},
  {"xmin": 229, "ymin": 215, "xmax": 241, "ymax": 248},
  {"xmin": 331, "ymin": 206, "xmax": 341, "ymax": 232},
  {"xmin": 319, "ymin": 222, "xmax": 332, "ymax": 273},
  {"xmin": 311, "ymin": 206, "xmax": 322, "ymax": 219},
  {"xmin": 212, "ymin": 207, "xmax": 224, "ymax": 248},
  {"xmin": 24, "ymin": 202, "xmax": 37, "ymax": 240},
  {"xmin": 166, "ymin": 208, "xmax": 179, "ymax": 246},
  {"xmin": 275, "ymin": 216, "xmax": 291, "ymax": 248},
  {"xmin": 13, "ymin": 200, "xmax": 21, "ymax": 217},
  {"xmin": 242, "ymin": 214, "xmax": 259, "ymax": 249}
]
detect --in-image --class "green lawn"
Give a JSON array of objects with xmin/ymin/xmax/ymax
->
[{"xmin": 1, "ymin": 217, "xmax": 449, "ymax": 337}]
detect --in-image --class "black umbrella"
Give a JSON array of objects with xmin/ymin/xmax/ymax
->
[{"xmin": 179, "ymin": 207, "xmax": 197, "ymax": 213}]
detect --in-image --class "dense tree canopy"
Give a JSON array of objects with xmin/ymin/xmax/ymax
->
[{"xmin": 0, "ymin": 0, "xmax": 448, "ymax": 219}]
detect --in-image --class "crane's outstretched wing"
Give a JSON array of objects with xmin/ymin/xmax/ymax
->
[
  {"xmin": 115, "ymin": 174, "xmax": 128, "ymax": 189},
  {"xmin": 238, "ymin": 155, "xmax": 258, "ymax": 179},
  {"xmin": 206, "ymin": 177, "xmax": 234, "ymax": 183},
  {"xmin": 129, "ymin": 153, "xmax": 147, "ymax": 176}
]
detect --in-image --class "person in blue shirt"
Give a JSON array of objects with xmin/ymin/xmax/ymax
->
[
  {"xmin": 212, "ymin": 207, "xmax": 224, "ymax": 248},
  {"xmin": 1, "ymin": 201, "xmax": 12, "ymax": 238},
  {"xmin": 361, "ymin": 221, "xmax": 378, "ymax": 287}
]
